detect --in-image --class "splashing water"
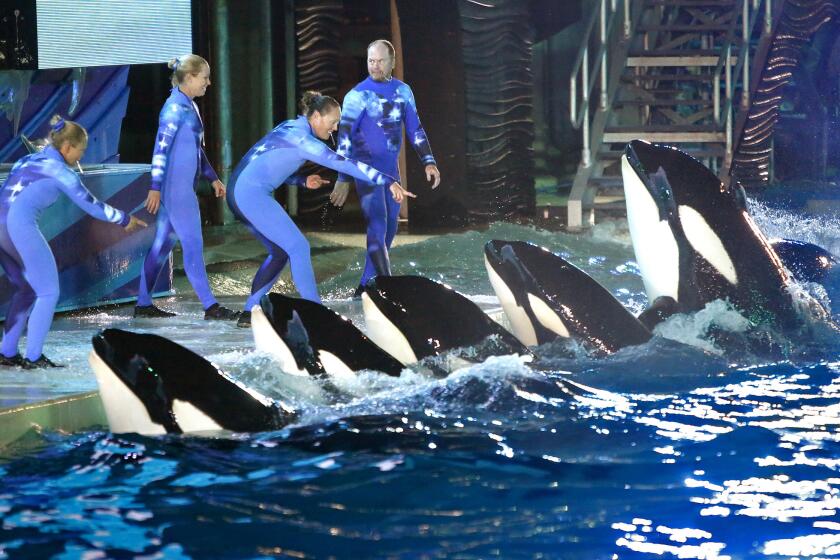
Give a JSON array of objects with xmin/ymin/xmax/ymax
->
[{"xmin": 2, "ymin": 216, "xmax": 840, "ymax": 559}]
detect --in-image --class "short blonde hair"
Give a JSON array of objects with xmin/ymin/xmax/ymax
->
[
  {"xmin": 169, "ymin": 54, "xmax": 209, "ymax": 87},
  {"xmin": 48, "ymin": 114, "xmax": 87, "ymax": 150}
]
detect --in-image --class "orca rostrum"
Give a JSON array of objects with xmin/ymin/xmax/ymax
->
[
  {"xmin": 361, "ymin": 275, "xmax": 531, "ymax": 365},
  {"xmin": 90, "ymin": 328, "xmax": 296, "ymax": 435},
  {"xmin": 484, "ymin": 239, "xmax": 653, "ymax": 352},
  {"xmin": 253, "ymin": 293, "xmax": 405, "ymax": 377}
]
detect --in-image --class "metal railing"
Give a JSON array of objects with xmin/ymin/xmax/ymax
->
[
  {"xmin": 713, "ymin": 0, "xmax": 773, "ymax": 162},
  {"xmin": 569, "ymin": 0, "xmax": 632, "ymax": 168},
  {"xmin": 570, "ymin": 0, "xmax": 773, "ymax": 172}
]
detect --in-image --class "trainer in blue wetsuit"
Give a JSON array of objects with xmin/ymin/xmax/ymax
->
[
  {"xmin": 228, "ymin": 91, "xmax": 412, "ymax": 327},
  {"xmin": 331, "ymin": 39, "xmax": 441, "ymax": 295},
  {"xmin": 0, "ymin": 116, "xmax": 145, "ymax": 369},
  {"xmin": 135, "ymin": 54, "xmax": 240, "ymax": 320}
]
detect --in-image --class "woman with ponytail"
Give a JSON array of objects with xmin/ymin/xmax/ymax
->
[
  {"xmin": 135, "ymin": 54, "xmax": 240, "ymax": 320},
  {"xmin": 0, "ymin": 116, "xmax": 146, "ymax": 368},
  {"xmin": 227, "ymin": 90, "xmax": 414, "ymax": 327}
]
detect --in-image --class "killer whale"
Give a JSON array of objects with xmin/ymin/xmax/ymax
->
[
  {"xmin": 483, "ymin": 239, "xmax": 653, "ymax": 352},
  {"xmin": 361, "ymin": 275, "xmax": 531, "ymax": 365},
  {"xmin": 252, "ymin": 293, "xmax": 405, "ymax": 377},
  {"xmin": 621, "ymin": 139, "xmax": 827, "ymax": 328},
  {"xmin": 90, "ymin": 328, "xmax": 296, "ymax": 435}
]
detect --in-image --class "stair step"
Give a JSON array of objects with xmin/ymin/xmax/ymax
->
[
  {"xmin": 621, "ymin": 72, "xmax": 719, "ymax": 82},
  {"xmin": 644, "ymin": 0, "xmax": 736, "ymax": 6},
  {"xmin": 614, "ymin": 98, "xmax": 715, "ymax": 107},
  {"xmin": 589, "ymin": 176, "xmax": 624, "ymax": 188},
  {"xmin": 603, "ymin": 126, "xmax": 726, "ymax": 143},
  {"xmin": 627, "ymin": 54, "xmax": 738, "ymax": 67},
  {"xmin": 637, "ymin": 24, "xmax": 731, "ymax": 32},
  {"xmin": 629, "ymin": 48, "xmax": 725, "ymax": 57}
]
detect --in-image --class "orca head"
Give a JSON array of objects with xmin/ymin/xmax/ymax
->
[
  {"xmin": 256, "ymin": 294, "xmax": 404, "ymax": 378},
  {"xmin": 90, "ymin": 329, "xmax": 295, "ymax": 435},
  {"xmin": 485, "ymin": 240, "xmax": 652, "ymax": 353},
  {"xmin": 624, "ymin": 141, "xmax": 813, "ymax": 329},
  {"xmin": 622, "ymin": 140, "xmax": 683, "ymax": 305},
  {"xmin": 770, "ymin": 239, "xmax": 838, "ymax": 284},
  {"xmin": 363, "ymin": 275, "xmax": 530, "ymax": 364},
  {"xmin": 252, "ymin": 297, "xmax": 325, "ymax": 377},
  {"xmin": 484, "ymin": 239, "xmax": 579, "ymax": 346}
]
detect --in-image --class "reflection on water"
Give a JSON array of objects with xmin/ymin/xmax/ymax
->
[{"xmin": 1, "ymin": 215, "xmax": 840, "ymax": 558}]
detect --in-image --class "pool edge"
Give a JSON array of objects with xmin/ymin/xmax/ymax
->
[{"xmin": 0, "ymin": 391, "xmax": 106, "ymax": 449}]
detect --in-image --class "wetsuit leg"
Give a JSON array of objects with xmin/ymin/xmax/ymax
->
[
  {"xmin": 136, "ymin": 206, "xmax": 178, "ymax": 307},
  {"xmin": 234, "ymin": 191, "xmax": 320, "ymax": 303},
  {"xmin": 243, "ymin": 227, "xmax": 290, "ymax": 311},
  {"xmin": 7, "ymin": 222, "xmax": 59, "ymax": 361},
  {"xmin": 356, "ymin": 179, "xmax": 391, "ymax": 287},
  {"xmin": 164, "ymin": 188, "xmax": 217, "ymax": 310},
  {"xmin": 383, "ymin": 189, "xmax": 401, "ymax": 251},
  {"xmin": 0, "ymin": 238, "xmax": 35, "ymax": 359}
]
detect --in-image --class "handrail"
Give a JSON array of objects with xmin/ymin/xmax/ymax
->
[
  {"xmin": 569, "ymin": 0, "xmax": 632, "ymax": 168},
  {"xmin": 713, "ymin": 0, "xmax": 772, "ymax": 161}
]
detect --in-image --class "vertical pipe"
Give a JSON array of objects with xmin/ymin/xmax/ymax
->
[
  {"xmin": 764, "ymin": 0, "xmax": 772, "ymax": 35},
  {"xmin": 582, "ymin": 48, "xmax": 590, "ymax": 168},
  {"xmin": 599, "ymin": 0, "xmax": 608, "ymax": 110},
  {"xmin": 714, "ymin": 74, "xmax": 719, "ymax": 124},
  {"xmin": 212, "ymin": 0, "xmax": 233, "ymax": 223},
  {"xmin": 390, "ymin": 0, "xmax": 409, "ymax": 220},
  {"xmin": 725, "ymin": 48, "xmax": 732, "ymax": 158},
  {"xmin": 742, "ymin": 0, "xmax": 749, "ymax": 108},
  {"xmin": 260, "ymin": 0, "xmax": 273, "ymax": 134},
  {"xmin": 624, "ymin": 0, "xmax": 630, "ymax": 38},
  {"xmin": 285, "ymin": 0, "xmax": 298, "ymax": 215}
]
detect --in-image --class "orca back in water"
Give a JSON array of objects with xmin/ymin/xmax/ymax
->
[
  {"xmin": 362, "ymin": 275, "xmax": 530, "ymax": 364},
  {"xmin": 484, "ymin": 239, "xmax": 652, "ymax": 352},
  {"xmin": 90, "ymin": 328, "xmax": 295, "ymax": 435},
  {"xmin": 621, "ymin": 139, "xmax": 822, "ymax": 328},
  {"xmin": 254, "ymin": 293, "xmax": 405, "ymax": 377}
]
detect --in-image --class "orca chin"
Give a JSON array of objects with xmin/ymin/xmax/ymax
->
[
  {"xmin": 622, "ymin": 139, "xmax": 828, "ymax": 328},
  {"xmin": 254, "ymin": 293, "xmax": 404, "ymax": 378},
  {"xmin": 484, "ymin": 239, "xmax": 652, "ymax": 353},
  {"xmin": 362, "ymin": 275, "xmax": 531, "ymax": 365},
  {"xmin": 90, "ymin": 329, "xmax": 296, "ymax": 436}
]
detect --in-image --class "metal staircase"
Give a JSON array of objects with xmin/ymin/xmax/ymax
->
[{"xmin": 567, "ymin": 0, "xmax": 775, "ymax": 230}]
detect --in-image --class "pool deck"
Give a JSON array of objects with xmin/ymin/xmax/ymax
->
[{"xmin": 0, "ymin": 225, "xmax": 435, "ymax": 449}]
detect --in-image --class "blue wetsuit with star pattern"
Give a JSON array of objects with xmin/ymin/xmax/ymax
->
[
  {"xmin": 227, "ymin": 115, "xmax": 396, "ymax": 310},
  {"xmin": 138, "ymin": 87, "xmax": 221, "ymax": 310},
  {"xmin": 0, "ymin": 145, "xmax": 129, "ymax": 361},
  {"xmin": 336, "ymin": 76, "xmax": 436, "ymax": 287}
]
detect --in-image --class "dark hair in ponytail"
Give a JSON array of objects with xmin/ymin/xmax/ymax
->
[{"xmin": 299, "ymin": 90, "xmax": 339, "ymax": 117}]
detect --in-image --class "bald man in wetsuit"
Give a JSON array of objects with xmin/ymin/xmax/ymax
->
[{"xmin": 329, "ymin": 39, "xmax": 441, "ymax": 297}]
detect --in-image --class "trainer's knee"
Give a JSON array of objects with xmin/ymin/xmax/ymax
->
[{"xmin": 285, "ymin": 232, "xmax": 310, "ymax": 257}]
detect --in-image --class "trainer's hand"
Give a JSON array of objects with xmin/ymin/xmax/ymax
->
[
  {"xmin": 124, "ymin": 215, "xmax": 148, "ymax": 233},
  {"xmin": 145, "ymin": 190, "xmax": 161, "ymax": 214},
  {"xmin": 330, "ymin": 181, "xmax": 351, "ymax": 207},
  {"xmin": 389, "ymin": 182, "xmax": 416, "ymax": 204},
  {"xmin": 305, "ymin": 174, "xmax": 331, "ymax": 190},
  {"xmin": 212, "ymin": 179, "xmax": 226, "ymax": 197},
  {"xmin": 425, "ymin": 164, "xmax": 441, "ymax": 189}
]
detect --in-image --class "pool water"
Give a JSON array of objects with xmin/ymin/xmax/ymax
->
[{"xmin": 1, "ymin": 209, "xmax": 840, "ymax": 559}]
